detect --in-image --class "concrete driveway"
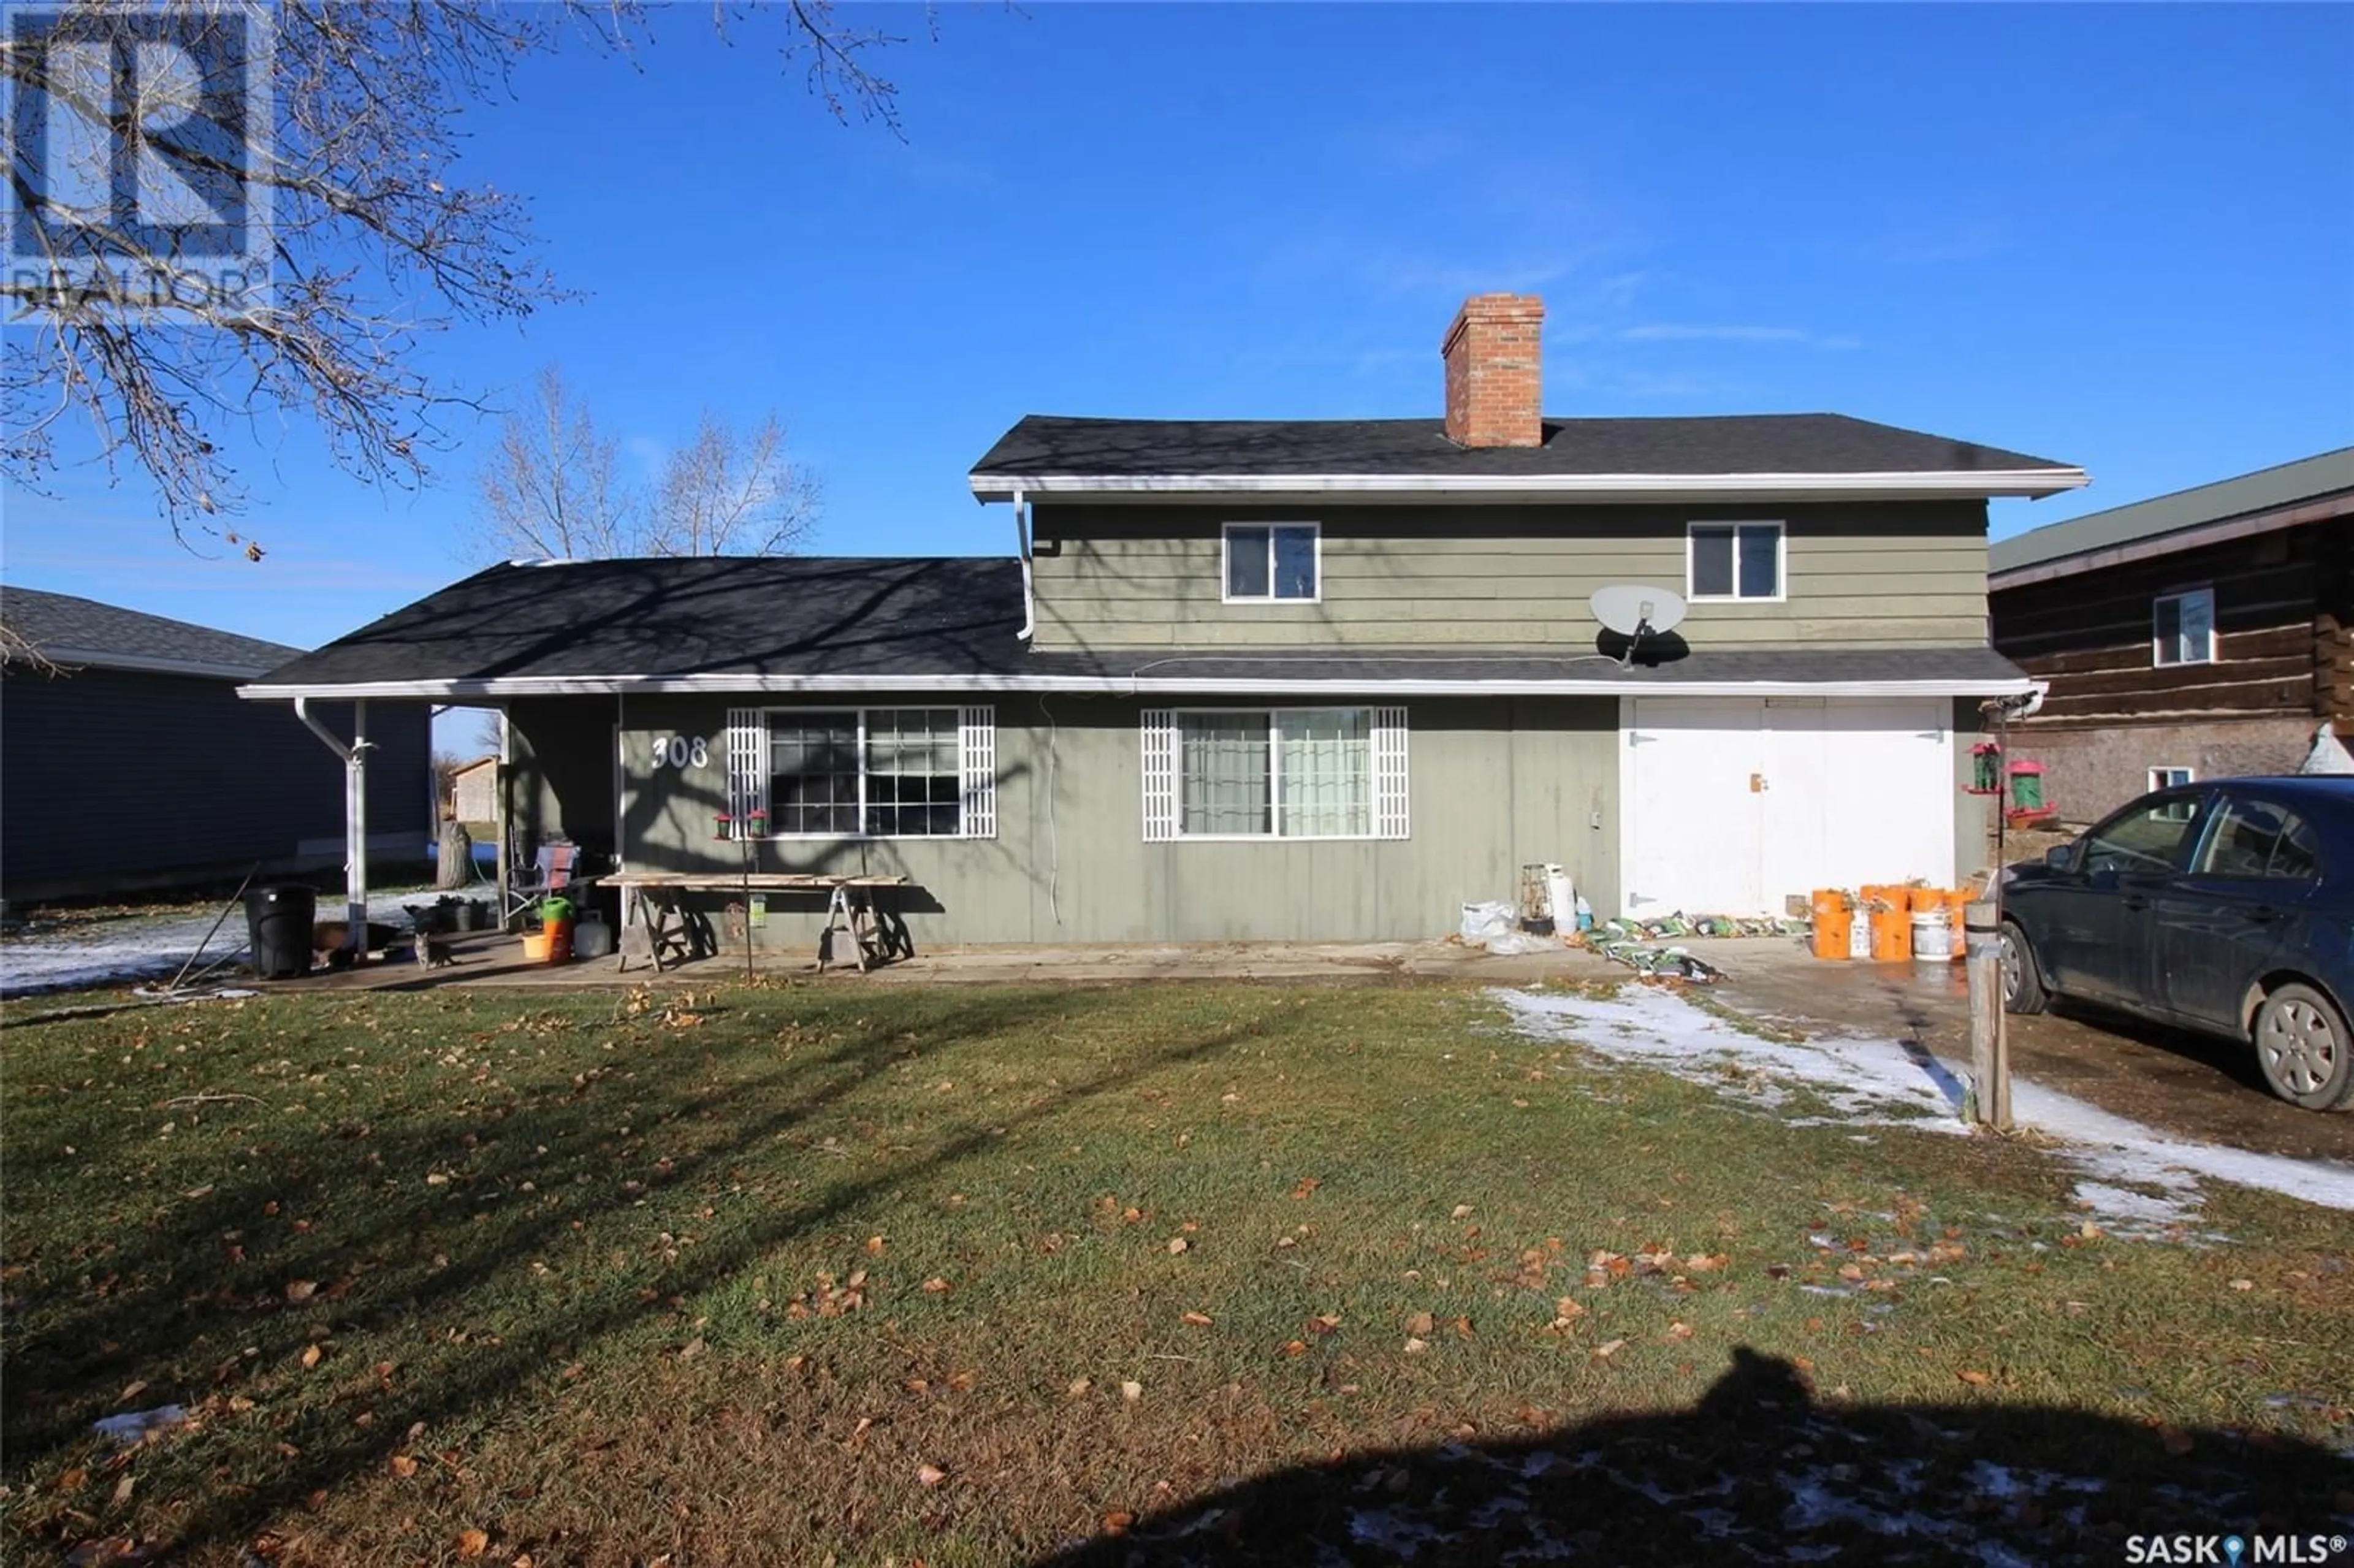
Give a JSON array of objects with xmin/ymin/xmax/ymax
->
[{"xmin": 1701, "ymin": 936, "xmax": 2354, "ymax": 1165}]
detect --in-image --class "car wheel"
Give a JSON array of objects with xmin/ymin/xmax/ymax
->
[
  {"xmin": 1999, "ymin": 919, "xmax": 2047, "ymax": 1016},
  {"xmin": 2252, "ymin": 982, "xmax": 2354, "ymax": 1112}
]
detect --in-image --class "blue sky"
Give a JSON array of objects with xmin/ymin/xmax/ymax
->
[{"xmin": 6, "ymin": 1, "xmax": 2351, "ymax": 729}]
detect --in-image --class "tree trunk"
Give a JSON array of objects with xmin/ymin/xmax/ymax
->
[{"xmin": 436, "ymin": 820, "xmax": 473, "ymax": 891}]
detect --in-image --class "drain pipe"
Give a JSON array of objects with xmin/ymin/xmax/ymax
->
[
  {"xmin": 1012, "ymin": 487, "xmax": 1035, "ymax": 642},
  {"xmin": 294, "ymin": 697, "xmax": 371, "ymax": 961}
]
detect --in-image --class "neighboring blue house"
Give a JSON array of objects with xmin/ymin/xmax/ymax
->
[{"xmin": 0, "ymin": 586, "xmax": 432, "ymax": 903}]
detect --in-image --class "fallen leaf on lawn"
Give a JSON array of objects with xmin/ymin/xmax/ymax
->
[
  {"xmin": 1665, "ymin": 1321, "xmax": 1694, "ymax": 1341},
  {"xmin": 112, "ymin": 1475, "xmax": 136, "ymax": 1505},
  {"xmin": 64, "ymin": 1540, "xmax": 142, "ymax": 1567},
  {"xmin": 1120, "ymin": 1380, "xmax": 1142, "ymax": 1402},
  {"xmin": 1406, "ymin": 1312, "xmax": 1434, "ymax": 1336},
  {"xmin": 1593, "ymin": 1339, "xmax": 1628, "ymax": 1360},
  {"xmin": 916, "ymin": 1463, "xmax": 947, "ymax": 1486},
  {"xmin": 456, "ymin": 1528, "xmax": 489, "ymax": 1558},
  {"xmin": 864, "ymin": 1236, "xmax": 886, "ymax": 1255},
  {"xmin": 1291, "ymin": 1177, "xmax": 1319, "ymax": 1198},
  {"xmin": 678, "ymin": 1338, "xmax": 705, "ymax": 1361},
  {"xmin": 922, "ymin": 1277, "xmax": 952, "ymax": 1294},
  {"xmin": 1121, "ymin": 1206, "xmax": 1143, "ymax": 1224},
  {"xmin": 1103, "ymin": 1510, "xmax": 1136, "ymax": 1536},
  {"xmin": 2078, "ymin": 1219, "xmax": 2103, "ymax": 1240},
  {"xmin": 1403, "ymin": 1337, "xmax": 1429, "ymax": 1354},
  {"xmin": 1452, "ymin": 1316, "xmax": 1474, "ymax": 1338},
  {"xmin": 1450, "ymin": 1204, "xmax": 1474, "ymax": 1220},
  {"xmin": 2228, "ymin": 1278, "xmax": 2255, "ymax": 1292},
  {"xmin": 284, "ymin": 1279, "xmax": 318, "ymax": 1303},
  {"xmin": 1309, "ymin": 1313, "xmax": 1341, "ymax": 1335},
  {"xmin": 389, "ymin": 1455, "xmax": 417, "ymax": 1478},
  {"xmin": 118, "ymin": 1380, "xmax": 148, "ymax": 1403},
  {"xmin": 300, "ymin": 1344, "xmax": 322, "ymax": 1369},
  {"xmin": 1181, "ymin": 1311, "xmax": 1214, "ymax": 1327},
  {"xmin": 1067, "ymin": 1378, "xmax": 1092, "ymax": 1398},
  {"xmin": 1279, "ymin": 1339, "xmax": 1308, "ymax": 1358},
  {"xmin": 1167, "ymin": 1237, "xmax": 1189, "ymax": 1255},
  {"xmin": 1957, "ymin": 1370, "xmax": 1990, "ymax": 1387},
  {"xmin": 511, "ymin": 1557, "xmax": 535, "ymax": 1568}
]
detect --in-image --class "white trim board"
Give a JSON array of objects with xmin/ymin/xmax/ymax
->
[
  {"xmin": 243, "ymin": 672, "xmax": 2038, "ymax": 701},
  {"xmin": 970, "ymin": 468, "xmax": 2088, "ymax": 502}
]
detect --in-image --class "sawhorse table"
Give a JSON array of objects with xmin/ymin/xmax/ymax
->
[{"xmin": 598, "ymin": 873, "xmax": 911, "ymax": 973}]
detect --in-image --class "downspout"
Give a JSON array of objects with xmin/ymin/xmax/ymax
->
[
  {"xmin": 1013, "ymin": 487, "xmax": 1035, "ymax": 642},
  {"xmin": 294, "ymin": 697, "xmax": 372, "ymax": 961}
]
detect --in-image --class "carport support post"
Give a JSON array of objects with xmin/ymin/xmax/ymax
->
[
  {"xmin": 1964, "ymin": 900, "xmax": 2011, "ymax": 1129},
  {"xmin": 346, "ymin": 701, "xmax": 368, "ymax": 960}
]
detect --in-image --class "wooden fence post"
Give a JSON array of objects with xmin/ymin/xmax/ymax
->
[{"xmin": 1964, "ymin": 900, "xmax": 2011, "ymax": 1130}]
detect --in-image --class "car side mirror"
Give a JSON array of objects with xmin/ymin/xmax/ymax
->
[{"xmin": 2045, "ymin": 844, "xmax": 2075, "ymax": 871}]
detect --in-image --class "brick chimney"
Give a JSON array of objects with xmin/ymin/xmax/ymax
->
[{"xmin": 1441, "ymin": 293, "xmax": 1547, "ymax": 448}]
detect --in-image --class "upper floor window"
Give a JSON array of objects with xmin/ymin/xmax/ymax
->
[
  {"xmin": 1688, "ymin": 521, "xmax": 1783, "ymax": 601},
  {"xmin": 1225, "ymin": 523, "xmax": 1319, "ymax": 602},
  {"xmin": 2153, "ymin": 587, "xmax": 2215, "ymax": 667}
]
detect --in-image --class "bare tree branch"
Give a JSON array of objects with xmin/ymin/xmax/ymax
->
[
  {"xmin": 2, "ymin": 0, "xmax": 915, "ymax": 547},
  {"xmin": 647, "ymin": 409, "xmax": 821, "ymax": 558},
  {"xmin": 471, "ymin": 365, "xmax": 637, "ymax": 561}
]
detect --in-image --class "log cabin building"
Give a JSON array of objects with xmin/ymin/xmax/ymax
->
[{"xmin": 1989, "ymin": 448, "xmax": 2354, "ymax": 825}]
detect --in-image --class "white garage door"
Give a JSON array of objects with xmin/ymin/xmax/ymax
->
[{"xmin": 1625, "ymin": 696, "xmax": 1955, "ymax": 918}]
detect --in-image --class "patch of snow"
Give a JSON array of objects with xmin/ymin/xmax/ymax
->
[
  {"xmin": 1498, "ymin": 984, "xmax": 2354, "ymax": 1228},
  {"xmin": 1, "ymin": 891, "xmax": 429, "ymax": 997}
]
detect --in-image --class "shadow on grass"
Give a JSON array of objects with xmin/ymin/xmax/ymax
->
[
  {"xmin": 1037, "ymin": 1347, "xmax": 2354, "ymax": 1566},
  {"xmin": 4, "ymin": 987, "xmax": 1290, "ymax": 1559}
]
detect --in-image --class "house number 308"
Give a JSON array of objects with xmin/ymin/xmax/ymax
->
[{"xmin": 655, "ymin": 736, "xmax": 709, "ymax": 768}]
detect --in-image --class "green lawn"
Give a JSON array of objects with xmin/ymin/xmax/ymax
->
[{"xmin": 4, "ymin": 982, "xmax": 2350, "ymax": 1566}]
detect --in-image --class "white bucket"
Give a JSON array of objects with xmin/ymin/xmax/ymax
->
[
  {"xmin": 1849, "ymin": 911, "xmax": 1872, "ymax": 959},
  {"xmin": 1910, "ymin": 909, "xmax": 1954, "ymax": 962},
  {"xmin": 1543, "ymin": 865, "xmax": 1577, "ymax": 931}
]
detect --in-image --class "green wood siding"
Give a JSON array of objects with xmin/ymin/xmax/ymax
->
[
  {"xmin": 1029, "ymin": 501, "xmax": 1990, "ymax": 651},
  {"xmin": 597, "ymin": 692, "xmax": 1619, "ymax": 946}
]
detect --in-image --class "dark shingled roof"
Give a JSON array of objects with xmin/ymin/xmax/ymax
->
[
  {"xmin": 970, "ymin": 414, "xmax": 2076, "ymax": 481},
  {"xmin": 251, "ymin": 557, "xmax": 1031, "ymax": 687},
  {"xmin": 0, "ymin": 585, "xmax": 304, "ymax": 676},
  {"xmin": 248, "ymin": 555, "xmax": 2025, "ymax": 693}
]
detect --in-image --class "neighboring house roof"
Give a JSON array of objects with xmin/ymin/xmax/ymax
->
[
  {"xmin": 1989, "ymin": 447, "xmax": 2354, "ymax": 588},
  {"xmin": 449, "ymin": 755, "xmax": 499, "ymax": 777},
  {"xmin": 969, "ymin": 414, "xmax": 2086, "ymax": 500},
  {"xmin": 0, "ymin": 584, "xmax": 305, "ymax": 679},
  {"xmin": 242, "ymin": 555, "xmax": 2032, "ymax": 701}
]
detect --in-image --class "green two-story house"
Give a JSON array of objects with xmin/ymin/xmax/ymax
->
[{"xmin": 246, "ymin": 294, "xmax": 2085, "ymax": 947}]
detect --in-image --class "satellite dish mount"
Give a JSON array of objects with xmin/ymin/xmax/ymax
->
[{"xmin": 1589, "ymin": 584, "xmax": 1690, "ymax": 667}]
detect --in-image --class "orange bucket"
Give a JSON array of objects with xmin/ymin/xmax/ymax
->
[
  {"xmin": 1869, "ymin": 904, "xmax": 1912, "ymax": 961},
  {"xmin": 1811, "ymin": 897, "xmax": 1853, "ymax": 961},
  {"xmin": 1906, "ymin": 886, "xmax": 1947, "ymax": 913}
]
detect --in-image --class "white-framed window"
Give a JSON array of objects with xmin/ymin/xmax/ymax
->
[
  {"xmin": 1141, "ymin": 706, "xmax": 1409, "ymax": 841},
  {"xmin": 1223, "ymin": 522, "xmax": 1320, "ymax": 603},
  {"xmin": 1686, "ymin": 520, "xmax": 1785, "ymax": 601},
  {"xmin": 723, "ymin": 706, "xmax": 996, "ymax": 840},
  {"xmin": 2152, "ymin": 588, "xmax": 2215, "ymax": 667},
  {"xmin": 2149, "ymin": 766, "xmax": 2196, "ymax": 792}
]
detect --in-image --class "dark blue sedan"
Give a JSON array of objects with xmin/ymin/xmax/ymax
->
[{"xmin": 2000, "ymin": 775, "xmax": 2354, "ymax": 1111}]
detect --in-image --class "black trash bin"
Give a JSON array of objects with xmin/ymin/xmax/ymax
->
[{"xmin": 245, "ymin": 885, "xmax": 318, "ymax": 979}]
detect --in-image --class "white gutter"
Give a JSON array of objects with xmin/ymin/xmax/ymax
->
[
  {"xmin": 968, "ymin": 468, "xmax": 2090, "ymax": 502},
  {"xmin": 293, "ymin": 697, "xmax": 371, "ymax": 960},
  {"xmin": 1013, "ymin": 486, "xmax": 1034, "ymax": 641},
  {"xmin": 248, "ymin": 671, "xmax": 2035, "ymax": 701}
]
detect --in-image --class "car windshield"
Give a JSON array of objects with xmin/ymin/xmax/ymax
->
[{"xmin": 2081, "ymin": 796, "xmax": 2204, "ymax": 876}]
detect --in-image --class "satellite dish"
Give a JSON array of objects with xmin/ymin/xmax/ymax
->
[{"xmin": 1590, "ymin": 584, "xmax": 1688, "ymax": 637}]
